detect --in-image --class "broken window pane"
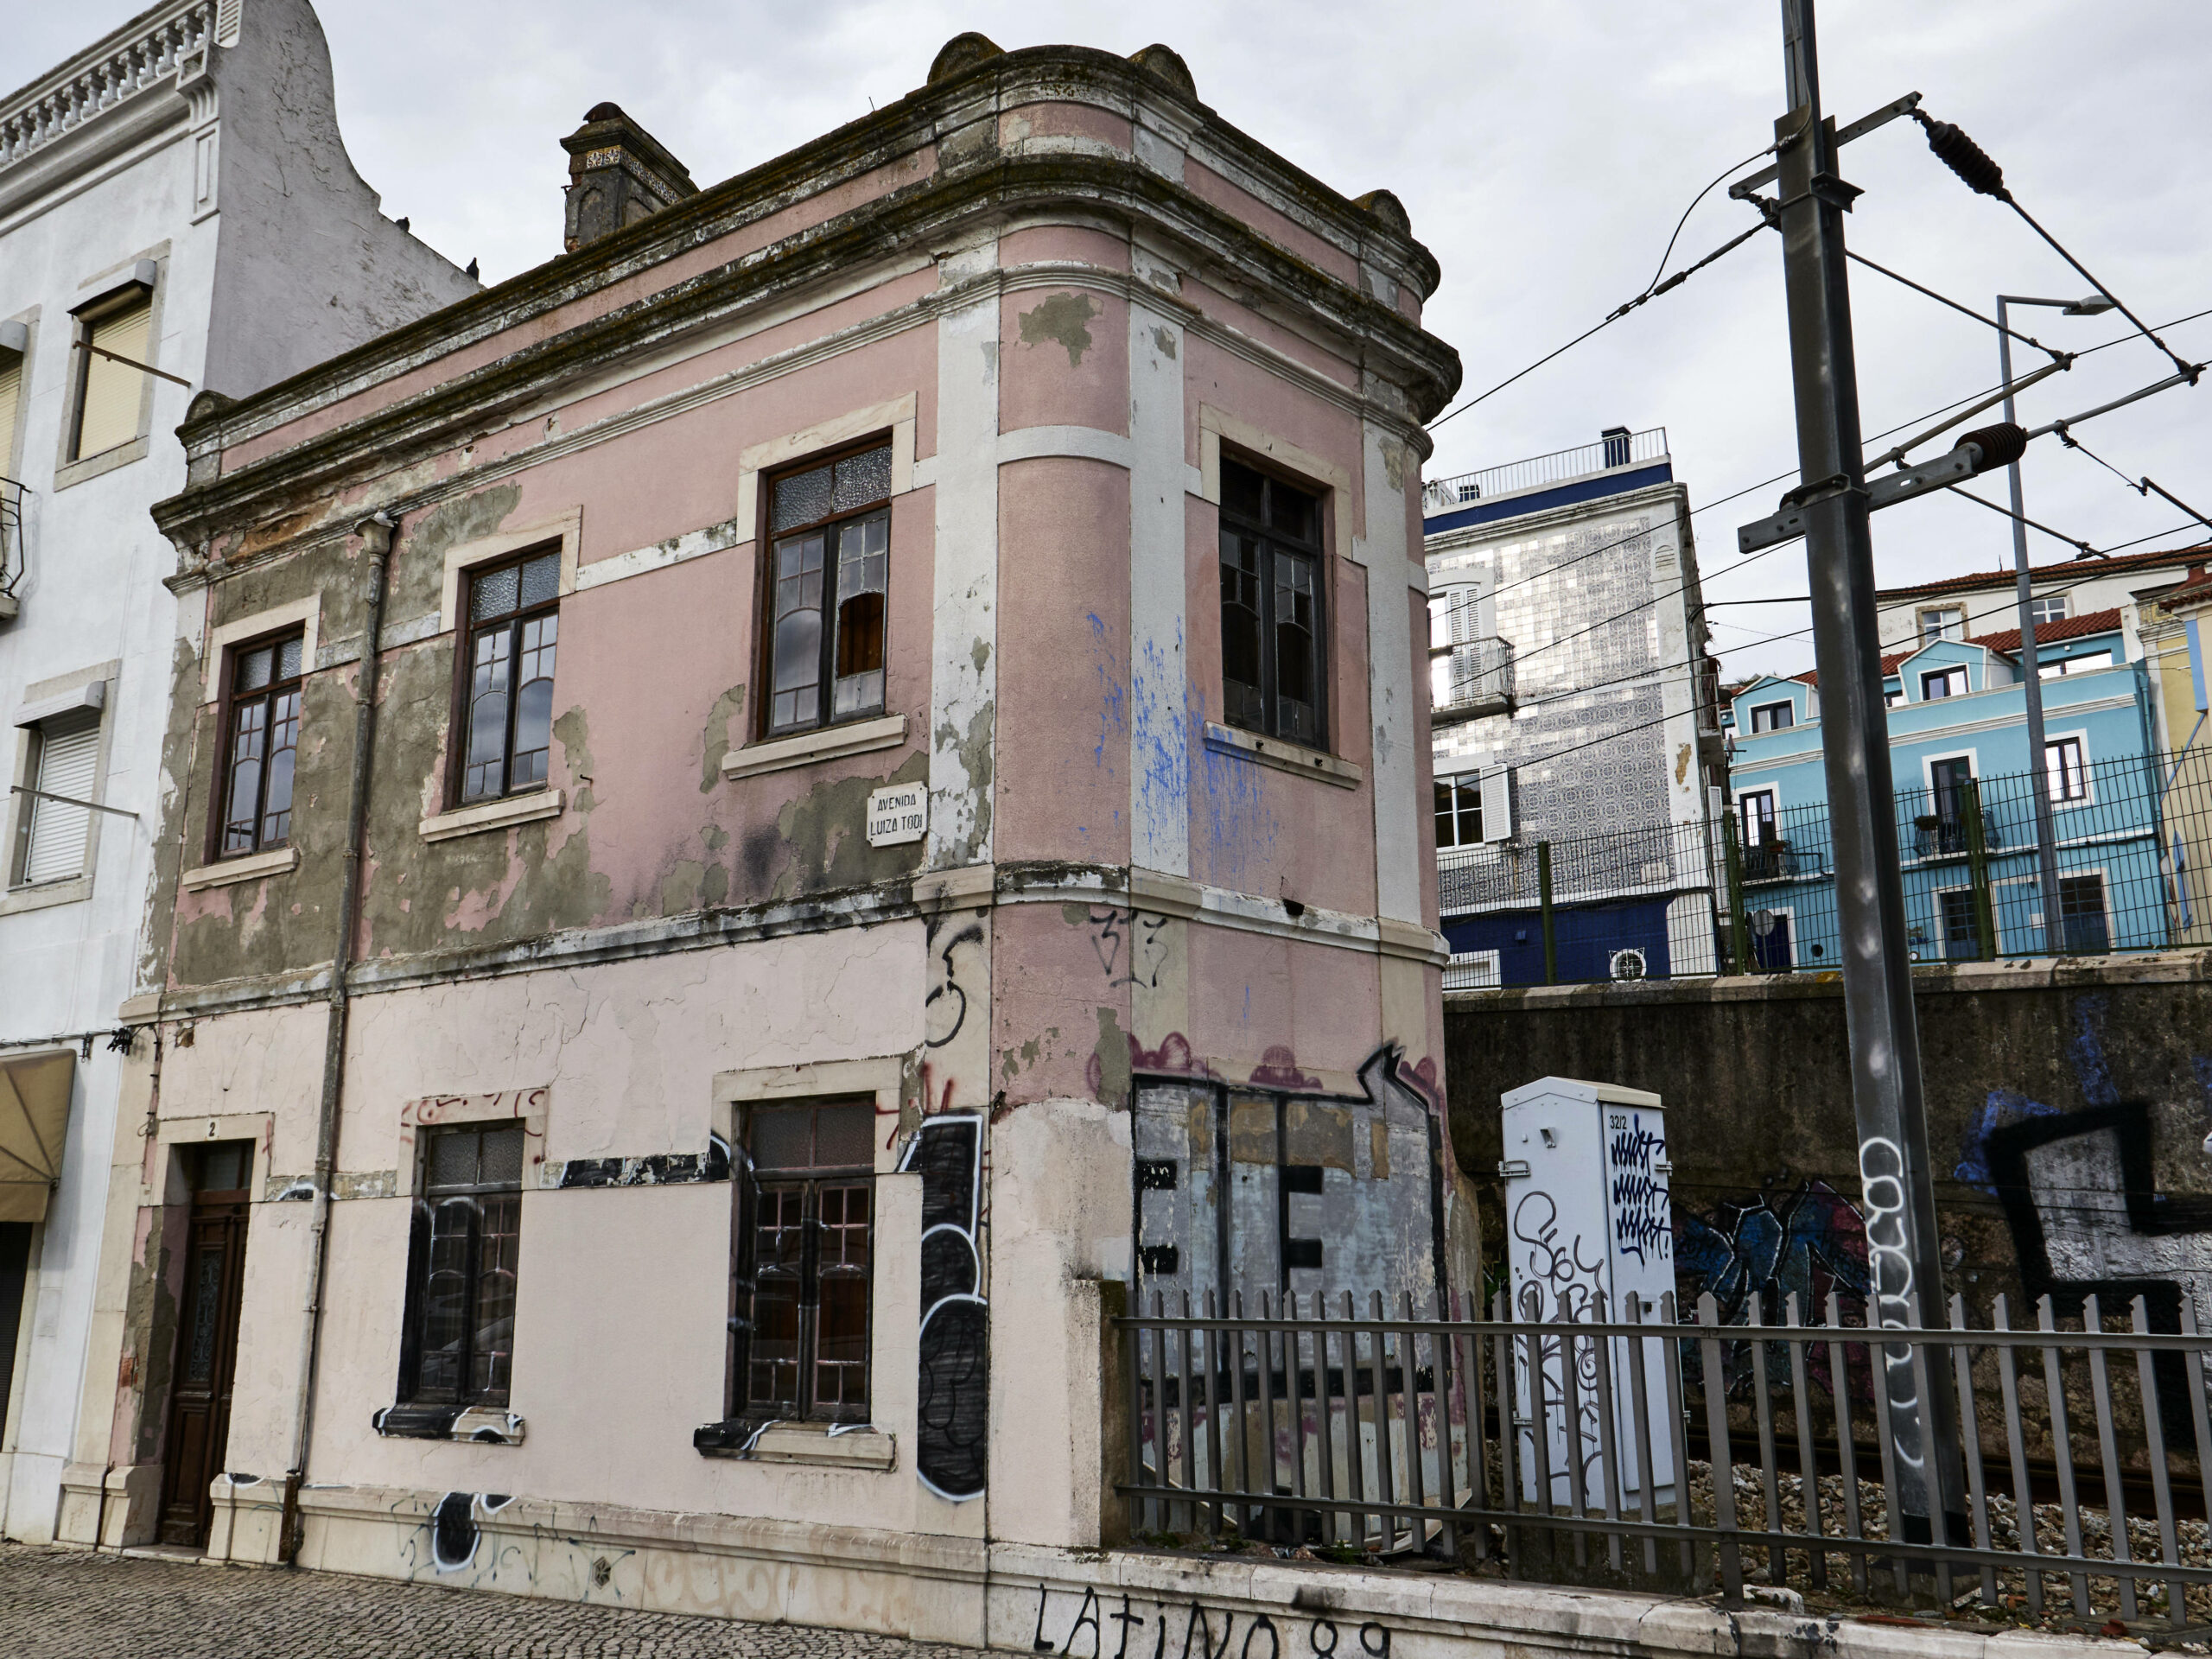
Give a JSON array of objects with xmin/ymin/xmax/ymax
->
[{"xmin": 764, "ymin": 449, "xmax": 896, "ymax": 735}]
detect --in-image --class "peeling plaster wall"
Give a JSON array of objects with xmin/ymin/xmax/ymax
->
[{"xmin": 96, "ymin": 43, "xmax": 1464, "ymax": 1618}]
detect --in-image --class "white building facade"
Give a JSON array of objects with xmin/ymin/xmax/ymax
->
[
  {"xmin": 0, "ymin": 0, "xmax": 474, "ymax": 1541},
  {"xmin": 1421, "ymin": 428, "xmax": 1726, "ymax": 986}
]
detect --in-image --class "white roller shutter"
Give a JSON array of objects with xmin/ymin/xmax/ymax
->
[
  {"xmin": 75, "ymin": 298, "xmax": 151, "ymax": 460},
  {"xmin": 0, "ymin": 351, "xmax": 21, "ymax": 476},
  {"xmin": 21, "ymin": 717, "xmax": 99, "ymax": 885}
]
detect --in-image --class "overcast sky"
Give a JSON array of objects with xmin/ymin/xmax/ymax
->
[{"xmin": 15, "ymin": 2, "xmax": 2212, "ymax": 681}]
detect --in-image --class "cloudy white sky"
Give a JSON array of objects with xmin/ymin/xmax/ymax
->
[{"xmin": 15, "ymin": 3, "xmax": 2212, "ymax": 682}]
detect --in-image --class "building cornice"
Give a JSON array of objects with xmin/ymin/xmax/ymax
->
[
  {"xmin": 1423, "ymin": 479, "xmax": 1688, "ymax": 556},
  {"xmin": 154, "ymin": 148, "xmax": 1456, "ymax": 557},
  {"xmin": 162, "ymin": 46, "xmax": 1448, "ymax": 465},
  {"xmin": 137, "ymin": 860, "xmax": 1446, "ymax": 1021},
  {"xmin": 0, "ymin": 1, "xmax": 226, "ymax": 174}
]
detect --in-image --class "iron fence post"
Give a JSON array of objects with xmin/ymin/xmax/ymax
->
[
  {"xmin": 1964, "ymin": 779, "xmax": 1997, "ymax": 960},
  {"xmin": 1722, "ymin": 816, "xmax": 1751, "ymax": 974},
  {"xmin": 1537, "ymin": 839, "xmax": 1557, "ymax": 984}
]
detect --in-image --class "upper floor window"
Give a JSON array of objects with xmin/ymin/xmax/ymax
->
[
  {"xmin": 735, "ymin": 1100, "xmax": 874, "ymax": 1423},
  {"xmin": 72, "ymin": 290, "xmax": 152, "ymax": 461},
  {"xmin": 13, "ymin": 713, "xmax": 99, "ymax": 887},
  {"xmin": 2038, "ymin": 651, "xmax": 2113, "ymax": 678},
  {"xmin": 2028, "ymin": 594, "xmax": 2069, "ymax": 627},
  {"xmin": 0, "ymin": 333, "xmax": 23, "ymax": 476},
  {"xmin": 1219, "ymin": 457, "xmax": 1325, "ymax": 747},
  {"xmin": 1434, "ymin": 777, "xmax": 1482, "ymax": 849},
  {"xmin": 765, "ymin": 442, "xmax": 891, "ymax": 736},
  {"xmin": 1921, "ymin": 665, "xmax": 1967, "ymax": 700},
  {"xmin": 218, "ymin": 633, "xmax": 303, "ymax": 856},
  {"xmin": 1919, "ymin": 607, "xmax": 1965, "ymax": 644},
  {"xmin": 461, "ymin": 550, "xmax": 559, "ymax": 804},
  {"xmin": 402, "ymin": 1122, "xmax": 524, "ymax": 1410},
  {"xmin": 2045, "ymin": 735, "xmax": 2088, "ymax": 803},
  {"xmin": 1748, "ymin": 700, "xmax": 1793, "ymax": 734}
]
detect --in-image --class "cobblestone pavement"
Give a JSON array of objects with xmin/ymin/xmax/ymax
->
[{"xmin": 0, "ymin": 1542, "xmax": 988, "ymax": 1659}]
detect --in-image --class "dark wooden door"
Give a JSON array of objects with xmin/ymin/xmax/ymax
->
[{"xmin": 158, "ymin": 1169, "xmax": 250, "ymax": 1548}]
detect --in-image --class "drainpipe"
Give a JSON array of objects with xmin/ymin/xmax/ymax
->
[{"xmin": 278, "ymin": 511, "xmax": 392, "ymax": 1565}]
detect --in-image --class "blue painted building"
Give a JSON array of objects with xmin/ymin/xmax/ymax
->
[{"xmin": 1725, "ymin": 607, "xmax": 2166, "ymax": 966}]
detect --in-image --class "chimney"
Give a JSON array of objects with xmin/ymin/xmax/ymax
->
[
  {"xmin": 562, "ymin": 103, "xmax": 697, "ymax": 252},
  {"xmin": 1600, "ymin": 426, "xmax": 1633, "ymax": 469}
]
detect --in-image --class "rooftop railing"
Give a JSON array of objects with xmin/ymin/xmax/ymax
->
[{"xmin": 1424, "ymin": 427, "xmax": 1669, "ymax": 512}]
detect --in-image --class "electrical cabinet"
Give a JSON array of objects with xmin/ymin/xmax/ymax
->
[{"xmin": 1499, "ymin": 1076, "xmax": 1676, "ymax": 1509}]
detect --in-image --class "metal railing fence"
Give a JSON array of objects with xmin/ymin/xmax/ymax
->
[
  {"xmin": 1424, "ymin": 428, "xmax": 1669, "ymax": 512},
  {"xmin": 1116, "ymin": 1289, "xmax": 2212, "ymax": 1622}
]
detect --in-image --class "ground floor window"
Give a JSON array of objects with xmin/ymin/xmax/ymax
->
[
  {"xmin": 737, "ymin": 1100, "xmax": 874, "ymax": 1422},
  {"xmin": 401, "ymin": 1123, "xmax": 524, "ymax": 1408}
]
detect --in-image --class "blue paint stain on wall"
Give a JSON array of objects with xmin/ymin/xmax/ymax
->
[
  {"xmin": 2068, "ymin": 995, "xmax": 2120, "ymax": 1108},
  {"xmin": 1955, "ymin": 1090, "xmax": 2063, "ymax": 1192},
  {"xmin": 1133, "ymin": 619, "xmax": 1188, "ymax": 858},
  {"xmin": 1197, "ymin": 690, "xmax": 1277, "ymax": 885},
  {"xmin": 2193, "ymin": 1054, "xmax": 2212, "ymax": 1116}
]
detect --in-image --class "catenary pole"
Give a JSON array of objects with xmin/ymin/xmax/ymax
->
[
  {"xmin": 1998, "ymin": 298, "xmax": 2071, "ymax": 954},
  {"xmin": 1772, "ymin": 0, "xmax": 1966, "ymax": 1542}
]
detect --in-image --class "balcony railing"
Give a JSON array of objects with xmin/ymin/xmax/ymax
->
[
  {"xmin": 1430, "ymin": 636, "xmax": 1515, "ymax": 720},
  {"xmin": 0, "ymin": 476, "xmax": 24, "ymax": 611},
  {"xmin": 1424, "ymin": 427, "xmax": 1668, "ymax": 512}
]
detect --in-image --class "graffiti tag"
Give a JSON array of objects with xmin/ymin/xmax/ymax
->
[{"xmin": 1032, "ymin": 1586, "xmax": 1388, "ymax": 1659}]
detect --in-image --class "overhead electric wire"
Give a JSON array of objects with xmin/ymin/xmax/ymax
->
[
  {"xmin": 1845, "ymin": 250, "xmax": 2067, "ymax": 362},
  {"xmin": 1910, "ymin": 108, "xmax": 2198, "ymax": 381},
  {"xmin": 1427, "ymin": 185, "xmax": 1777, "ymax": 433}
]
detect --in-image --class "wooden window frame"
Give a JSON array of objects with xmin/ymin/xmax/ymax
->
[
  {"xmin": 396, "ymin": 1122, "xmax": 525, "ymax": 1413},
  {"xmin": 208, "ymin": 627, "xmax": 305, "ymax": 861},
  {"xmin": 1217, "ymin": 452, "xmax": 1329, "ymax": 749},
  {"xmin": 448, "ymin": 545, "xmax": 562, "ymax": 809},
  {"xmin": 728, "ymin": 1098, "xmax": 875, "ymax": 1426},
  {"xmin": 753, "ymin": 435, "xmax": 895, "ymax": 742}
]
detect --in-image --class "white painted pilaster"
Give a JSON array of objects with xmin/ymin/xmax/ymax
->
[
  {"xmin": 1361, "ymin": 422, "xmax": 1423, "ymax": 926},
  {"xmin": 927, "ymin": 260, "xmax": 1001, "ymax": 870},
  {"xmin": 1128, "ymin": 293, "xmax": 1188, "ymax": 877}
]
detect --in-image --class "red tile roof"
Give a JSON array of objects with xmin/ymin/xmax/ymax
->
[
  {"xmin": 1877, "ymin": 543, "xmax": 2209, "ymax": 601},
  {"xmin": 1781, "ymin": 612, "xmax": 2119, "ymax": 689},
  {"xmin": 2159, "ymin": 569, "xmax": 2212, "ymax": 611},
  {"xmin": 1965, "ymin": 607, "xmax": 2123, "ymax": 656}
]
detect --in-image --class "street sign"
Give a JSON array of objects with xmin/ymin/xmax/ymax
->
[{"xmin": 866, "ymin": 782, "xmax": 927, "ymax": 847}]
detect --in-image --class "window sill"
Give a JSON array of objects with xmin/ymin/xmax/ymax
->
[
  {"xmin": 693, "ymin": 1418, "xmax": 895, "ymax": 1470},
  {"xmin": 54, "ymin": 435, "xmax": 150, "ymax": 492},
  {"xmin": 1202, "ymin": 721, "xmax": 1362, "ymax": 789},
  {"xmin": 721, "ymin": 714, "xmax": 906, "ymax": 782},
  {"xmin": 419, "ymin": 788, "xmax": 564, "ymax": 844},
  {"xmin": 181, "ymin": 845, "xmax": 298, "ymax": 892},
  {"xmin": 0, "ymin": 875, "xmax": 93, "ymax": 916},
  {"xmin": 372, "ymin": 1403, "xmax": 526, "ymax": 1445}
]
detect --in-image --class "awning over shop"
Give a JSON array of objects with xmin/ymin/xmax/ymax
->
[{"xmin": 0, "ymin": 1050, "xmax": 74, "ymax": 1224}]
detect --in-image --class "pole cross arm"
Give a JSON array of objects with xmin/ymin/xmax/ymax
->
[
  {"xmin": 1736, "ymin": 423, "xmax": 2025, "ymax": 552},
  {"xmin": 1730, "ymin": 91, "xmax": 1921, "ymax": 200}
]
